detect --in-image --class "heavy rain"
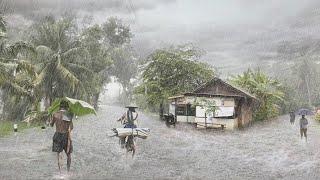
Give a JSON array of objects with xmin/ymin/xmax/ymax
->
[{"xmin": 1, "ymin": 0, "xmax": 320, "ymax": 179}]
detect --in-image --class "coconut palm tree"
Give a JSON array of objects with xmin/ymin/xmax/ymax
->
[
  {"xmin": 0, "ymin": 15, "xmax": 39, "ymax": 120},
  {"xmin": 30, "ymin": 16, "xmax": 93, "ymax": 109},
  {"xmin": 0, "ymin": 15, "xmax": 36, "ymax": 96}
]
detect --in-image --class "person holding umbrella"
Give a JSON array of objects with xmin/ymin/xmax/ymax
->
[
  {"xmin": 296, "ymin": 108, "xmax": 314, "ymax": 141},
  {"xmin": 299, "ymin": 114, "xmax": 309, "ymax": 141},
  {"xmin": 48, "ymin": 97, "xmax": 96, "ymax": 173},
  {"xmin": 50, "ymin": 100, "xmax": 74, "ymax": 173}
]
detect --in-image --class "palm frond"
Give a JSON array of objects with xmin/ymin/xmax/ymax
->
[
  {"xmin": 61, "ymin": 47, "xmax": 90, "ymax": 62},
  {"xmin": 2, "ymin": 41, "xmax": 35, "ymax": 57},
  {"xmin": 2, "ymin": 81, "xmax": 30, "ymax": 96},
  {"xmin": 65, "ymin": 62, "xmax": 94, "ymax": 77},
  {"xmin": 16, "ymin": 60, "xmax": 38, "ymax": 78},
  {"xmin": 0, "ymin": 16, "xmax": 6, "ymax": 32},
  {"xmin": 0, "ymin": 61, "xmax": 17, "ymax": 73},
  {"xmin": 0, "ymin": 31, "xmax": 6, "ymax": 39},
  {"xmin": 0, "ymin": 57, "xmax": 11, "ymax": 63},
  {"xmin": 36, "ymin": 45, "xmax": 54, "ymax": 55},
  {"xmin": 56, "ymin": 62, "xmax": 80, "ymax": 91},
  {"xmin": 33, "ymin": 65, "xmax": 49, "ymax": 88},
  {"xmin": 14, "ymin": 74, "xmax": 37, "ymax": 94}
]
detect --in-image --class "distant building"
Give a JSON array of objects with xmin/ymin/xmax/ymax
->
[{"xmin": 168, "ymin": 77, "xmax": 258, "ymax": 130}]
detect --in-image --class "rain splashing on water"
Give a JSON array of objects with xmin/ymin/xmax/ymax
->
[{"xmin": 1, "ymin": 105, "xmax": 320, "ymax": 179}]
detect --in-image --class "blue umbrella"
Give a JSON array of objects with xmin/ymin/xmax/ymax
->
[{"xmin": 295, "ymin": 108, "xmax": 314, "ymax": 116}]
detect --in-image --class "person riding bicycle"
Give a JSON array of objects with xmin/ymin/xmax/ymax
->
[{"xmin": 117, "ymin": 106, "xmax": 138, "ymax": 148}]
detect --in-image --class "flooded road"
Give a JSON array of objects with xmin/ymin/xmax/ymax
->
[{"xmin": 1, "ymin": 105, "xmax": 320, "ymax": 179}]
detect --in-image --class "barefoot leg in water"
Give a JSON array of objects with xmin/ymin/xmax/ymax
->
[
  {"xmin": 132, "ymin": 144, "xmax": 136, "ymax": 158},
  {"xmin": 57, "ymin": 153, "xmax": 62, "ymax": 174},
  {"xmin": 67, "ymin": 153, "xmax": 71, "ymax": 172},
  {"xmin": 130, "ymin": 136, "xmax": 136, "ymax": 158},
  {"xmin": 125, "ymin": 136, "xmax": 136, "ymax": 158}
]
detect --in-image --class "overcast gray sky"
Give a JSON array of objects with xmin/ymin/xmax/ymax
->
[{"xmin": 5, "ymin": 0, "xmax": 320, "ymax": 75}]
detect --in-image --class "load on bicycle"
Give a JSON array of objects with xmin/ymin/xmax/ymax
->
[{"xmin": 112, "ymin": 105, "xmax": 150, "ymax": 157}]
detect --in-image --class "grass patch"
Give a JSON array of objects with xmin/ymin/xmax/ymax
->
[{"xmin": 0, "ymin": 120, "xmax": 42, "ymax": 137}]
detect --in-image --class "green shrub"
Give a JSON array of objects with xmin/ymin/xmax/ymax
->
[
  {"xmin": 0, "ymin": 120, "xmax": 41, "ymax": 137},
  {"xmin": 315, "ymin": 113, "xmax": 320, "ymax": 122}
]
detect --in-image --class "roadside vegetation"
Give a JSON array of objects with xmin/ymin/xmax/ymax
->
[
  {"xmin": 134, "ymin": 44, "xmax": 214, "ymax": 116},
  {"xmin": 230, "ymin": 69, "xmax": 284, "ymax": 121},
  {"xmin": 0, "ymin": 120, "xmax": 41, "ymax": 137},
  {"xmin": 0, "ymin": 14, "xmax": 138, "ymax": 125}
]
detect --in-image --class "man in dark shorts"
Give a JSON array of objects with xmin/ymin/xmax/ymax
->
[{"xmin": 50, "ymin": 101, "xmax": 74, "ymax": 173}]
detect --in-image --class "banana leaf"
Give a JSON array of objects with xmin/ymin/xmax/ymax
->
[{"xmin": 48, "ymin": 97, "xmax": 96, "ymax": 116}]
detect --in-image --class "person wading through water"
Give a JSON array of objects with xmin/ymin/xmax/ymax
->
[
  {"xmin": 50, "ymin": 101, "xmax": 74, "ymax": 173},
  {"xmin": 289, "ymin": 111, "xmax": 295, "ymax": 124},
  {"xmin": 117, "ymin": 106, "xmax": 138, "ymax": 156},
  {"xmin": 299, "ymin": 115, "xmax": 308, "ymax": 141}
]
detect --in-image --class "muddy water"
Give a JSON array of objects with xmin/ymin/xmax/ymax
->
[{"xmin": 1, "ymin": 105, "xmax": 320, "ymax": 179}]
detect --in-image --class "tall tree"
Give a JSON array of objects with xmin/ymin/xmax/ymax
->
[
  {"xmin": 80, "ymin": 24, "xmax": 113, "ymax": 108},
  {"xmin": 109, "ymin": 46, "xmax": 137, "ymax": 103},
  {"xmin": 231, "ymin": 69, "xmax": 284, "ymax": 121},
  {"xmin": 0, "ymin": 15, "xmax": 38, "ymax": 120},
  {"xmin": 293, "ymin": 59, "xmax": 320, "ymax": 107},
  {"xmin": 135, "ymin": 45, "xmax": 214, "ymax": 116},
  {"xmin": 102, "ymin": 17, "xmax": 137, "ymax": 104},
  {"xmin": 102, "ymin": 17, "xmax": 132, "ymax": 48},
  {"xmin": 29, "ymin": 16, "xmax": 91, "ymax": 109}
]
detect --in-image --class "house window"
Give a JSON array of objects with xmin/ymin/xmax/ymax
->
[
  {"xmin": 176, "ymin": 106, "xmax": 186, "ymax": 115},
  {"xmin": 186, "ymin": 104, "xmax": 196, "ymax": 116},
  {"xmin": 214, "ymin": 106, "xmax": 235, "ymax": 119}
]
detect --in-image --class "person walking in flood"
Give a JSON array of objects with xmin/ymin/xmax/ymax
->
[
  {"xmin": 289, "ymin": 111, "xmax": 295, "ymax": 124},
  {"xmin": 299, "ymin": 115, "xmax": 308, "ymax": 141},
  {"xmin": 50, "ymin": 101, "xmax": 74, "ymax": 173},
  {"xmin": 117, "ymin": 106, "xmax": 139, "ymax": 148}
]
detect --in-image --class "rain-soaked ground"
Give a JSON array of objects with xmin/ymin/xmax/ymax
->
[{"xmin": 1, "ymin": 105, "xmax": 320, "ymax": 180}]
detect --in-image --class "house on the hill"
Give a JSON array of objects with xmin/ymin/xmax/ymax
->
[{"xmin": 168, "ymin": 77, "xmax": 258, "ymax": 130}]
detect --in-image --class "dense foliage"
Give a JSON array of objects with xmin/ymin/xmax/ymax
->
[
  {"xmin": 0, "ymin": 15, "xmax": 137, "ymax": 121},
  {"xmin": 0, "ymin": 15, "xmax": 37, "ymax": 121},
  {"xmin": 274, "ymin": 42, "xmax": 320, "ymax": 110},
  {"xmin": 289, "ymin": 59, "xmax": 320, "ymax": 108},
  {"xmin": 135, "ymin": 45, "xmax": 214, "ymax": 115},
  {"xmin": 231, "ymin": 69, "xmax": 284, "ymax": 121}
]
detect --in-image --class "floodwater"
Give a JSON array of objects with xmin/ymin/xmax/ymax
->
[{"xmin": 1, "ymin": 105, "xmax": 320, "ymax": 180}]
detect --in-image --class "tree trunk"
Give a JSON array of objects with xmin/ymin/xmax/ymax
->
[
  {"xmin": 92, "ymin": 93, "xmax": 100, "ymax": 110},
  {"xmin": 159, "ymin": 100, "xmax": 164, "ymax": 119},
  {"xmin": 44, "ymin": 83, "xmax": 54, "ymax": 111},
  {"xmin": 304, "ymin": 71, "xmax": 312, "ymax": 107},
  {"xmin": 44, "ymin": 95, "xmax": 51, "ymax": 111},
  {"xmin": 120, "ymin": 83, "xmax": 129, "ymax": 105},
  {"xmin": 0, "ymin": 90, "xmax": 3, "ymax": 119}
]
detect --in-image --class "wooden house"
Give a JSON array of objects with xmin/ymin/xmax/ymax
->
[{"xmin": 168, "ymin": 77, "xmax": 258, "ymax": 130}]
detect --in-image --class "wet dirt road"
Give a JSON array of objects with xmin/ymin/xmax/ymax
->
[{"xmin": 1, "ymin": 105, "xmax": 320, "ymax": 180}]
